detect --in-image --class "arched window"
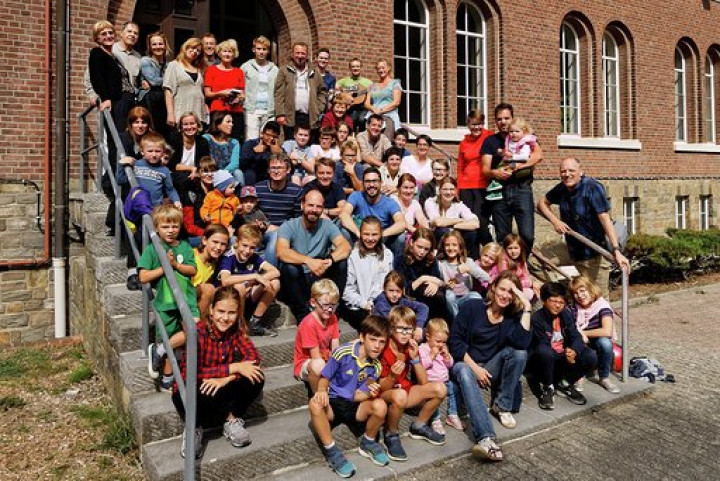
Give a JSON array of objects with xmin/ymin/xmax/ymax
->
[
  {"xmin": 394, "ymin": 0, "xmax": 430, "ymax": 125},
  {"xmin": 560, "ymin": 23, "xmax": 580, "ymax": 134},
  {"xmin": 705, "ymin": 55, "xmax": 716, "ymax": 143},
  {"xmin": 456, "ymin": 2, "xmax": 486, "ymax": 125},
  {"xmin": 603, "ymin": 32, "xmax": 620, "ymax": 137},
  {"xmin": 675, "ymin": 47, "xmax": 687, "ymax": 142}
]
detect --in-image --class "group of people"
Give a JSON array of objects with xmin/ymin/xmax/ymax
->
[{"xmin": 87, "ymin": 19, "xmax": 632, "ymax": 475}]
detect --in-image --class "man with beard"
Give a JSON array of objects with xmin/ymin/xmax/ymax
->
[{"xmin": 277, "ymin": 189, "xmax": 351, "ymax": 321}]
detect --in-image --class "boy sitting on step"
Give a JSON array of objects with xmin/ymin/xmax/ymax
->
[{"xmin": 308, "ymin": 315, "xmax": 391, "ymax": 478}]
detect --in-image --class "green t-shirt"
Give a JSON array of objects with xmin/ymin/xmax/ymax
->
[
  {"xmin": 336, "ymin": 76, "xmax": 373, "ymax": 98},
  {"xmin": 137, "ymin": 240, "xmax": 199, "ymax": 316}
]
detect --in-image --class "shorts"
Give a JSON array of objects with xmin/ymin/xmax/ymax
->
[
  {"xmin": 329, "ymin": 398, "xmax": 366, "ymax": 437},
  {"xmin": 156, "ymin": 309, "xmax": 184, "ymax": 338}
]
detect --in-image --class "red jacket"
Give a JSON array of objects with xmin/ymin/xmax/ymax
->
[{"xmin": 457, "ymin": 130, "xmax": 492, "ymax": 189}]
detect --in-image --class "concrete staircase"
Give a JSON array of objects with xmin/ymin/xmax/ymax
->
[{"xmin": 69, "ymin": 192, "xmax": 654, "ymax": 481}]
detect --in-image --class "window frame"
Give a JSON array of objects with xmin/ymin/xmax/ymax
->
[
  {"xmin": 560, "ymin": 22, "xmax": 581, "ymax": 135},
  {"xmin": 699, "ymin": 195, "xmax": 711, "ymax": 230},
  {"xmin": 675, "ymin": 195, "xmax": 689, "ymax": 229},
  {"xmin": 623, "ymin": 197, "xmax": 637, "ymax": 235},
  {"xmin": 675, "ymin": 47, "xmax": 688, "ymax": 142},
  {"xmin": 394, "ymin": 0, "xmax": 431, "ymax": 126},
  {"xmin": 602, "ymin": 32, "xmax": 621, "ymax": 137},
  {"xmin": 455, "ymin": 1, "xmax": 487, "ymax": 126},
  {"xmin": 705, "ymin": 55, "xmax": 716, "ymax": 143}
]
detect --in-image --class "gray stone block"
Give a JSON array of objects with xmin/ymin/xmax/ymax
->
[
  {"xmin": 109, "ymin": 314, "xmax": 144, "ymax": 354},
  {"xmin": 81, "ymin": 192, "xmax": 110, "ymax": 213},
  {"xmin": 84, "ymin": 211, "xmax": 109, "ymax": 235},
  {"xmin": 86, "ymin": 233, "xmax": 118, "ymax": 259},
  {"xmin": 104, "ymin": 284, "xmax": 143, "ymax": 317},
  {"xmin": 95, "ymin": 256, "xmax": 128, "ymax": 286}
]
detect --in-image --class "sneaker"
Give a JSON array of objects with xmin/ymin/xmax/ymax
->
[
  {"xmin": 223, "ymin": 417, "xmax": 251, "ymax": 447},
  {"xmin": 472, "ymin": 436, "xmax": 503, "ymax": 462},
  {"xmin": 383, "ymin": 432, "xmax": 407, "ymax": 461},
  {"xmin": 430, "ymin": 418, "xmax": 446, "ymax": 436},
  {"xmin": 325, "ymin": 445, "xmax": 356, "ymax": 478},
  {"xmin": 358, "ymin": 437, "xmax": 390, "ymax": 466},
  {"xmin": 574, "ymin": 378, "xmax": 585, "ymax": 392},
  {"xmin": 599, "ymin": 377, "xmax": 620, "ymax": 394},
  {"xmin": 126, "ymin": 273, "xmax": 141, "ymax": 291},
  {"xmin": 538, "ymin": 386, "xmax": 555, "ymax": 410},
  {"xmin": 587, "ymin": 371, "xmax": 600, "ymax": 383},
  {"xmin": 159, "ymin": 375, "xmax": 173, "ymax": 393},
  {"xmin": 556, "ymin": 383, "xmax": 587, "ymax": 405},
  {"xmin": 248, "ymin": 320, "xmax": 278, "ymax": 337},
  {"xmin": 180, "ymin": 427, "xmax": 203, "ymax": 459},
  {"xmin": 489, "ymin": 405, "xmax": 517, "ymax": 429},
  {"xmin": 485, "ymin": 180, "xmax": 503, "ymax": 201},
  {"xmin": 409, "ymin": 422, "xmax": 446, "ymax": 445},
  {"xmin": 147, "ymin": 343, "xmax": 163, "ymax": 380},
  {"xmin": 445, "ymin": 414, "xmax": 466, "ymax": 431}
]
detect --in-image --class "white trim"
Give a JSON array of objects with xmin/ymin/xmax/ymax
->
[
  {"xmin": 560, "ymin": 23, "xmax": 581, "ymax": 135},
  {"xmin": 394, "ymin": 0, "xmax": 431, "ymax": 126},
  {"xmin": 557, "ymin": 135, "xmax": 641, "ymax": 150},
  {"xmin": 699, "ymin": 195, "xmax": 711, "ymax": 230},
  {"xmin": 602, "ymin": 33, "xmax": 621, "ymax": 137},
  {"xmin": 456, "ymin": 1, "xmax": 487, "ymax": 125},
  {"xmin": 675, "ymin": 47, "xmax": 687, "ymax": 142},
  {"xmin": 673, "ymin": 141, "xmax": 720, "ymax": 153},
  {"xmin": 409, "ymin": 127, "xmax": 469, "ymax": 142},
  {"xmin": 705, "ymin": 56, "xmax": 716, "ymax": 143},
  {"xmin": 623, "ymin": 197, "xmax": 637, "ymax": 235}
]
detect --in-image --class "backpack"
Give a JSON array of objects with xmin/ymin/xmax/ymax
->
[
  {"xmin": 123, "ymin": 186, "xmax": 153, "ymax": 233},
  {"xmin": 629, "ymin": 356, "xmax": 675, "ymax": 383}
]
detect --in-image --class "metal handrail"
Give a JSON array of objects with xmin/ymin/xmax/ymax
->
[{"xmin": 400, "ymin": 124, "xmax": 458, "ymax": 162}]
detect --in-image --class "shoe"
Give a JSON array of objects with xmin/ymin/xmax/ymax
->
[
  {"xmin": 147, "ymin": 344, "xmax": 163, "ymax": 380},
  {"xmin": 180, "ymin": 427, "xmax": 203, "ymax": 459},
  {"xmin": 556, "ymin": 383, "xmax": 587, "ymax": 405},
  {"xmin": 472, "ymin": 437, "xmax": 503, "ymax": 462},
  {"xmin": 325, "ymin": 445, "xmax": 356, "ymax": 478},
  {"xmin": 538, "ymin": 386, "xmax": 555, "ymax": 410},
  {"xmin": 223, "ymin": 417, "xmax": 251, "ymax": 447},
  {"xmin": 574, "ymin": 378, "xmax": 585, "ymax": 392},
  {"xmin": 489, "ymin": 405, "xmax": 517, "ymax": 429},
  {"xmin": 383, "ymin": 432, "xmax": 407, "ymax": 461},
  {"xmin": 445, "ymin": 414, "xmax": 465, "ymax": 431},
  {"xmin": 599, "ymin": 377, "xmax": 620, "ymax": 394},
  {"xmin": 159, "ymin": 375, "xmax": 173, "ymax": 393},
  {"xmin": 431, "ymin": 418, "xmax": 446, "ymax": 436},
  {"xmin": 587, "ymin": 371, "xmax": 600, "ymax": 383},
  {"xmin": 248, "ymin": 320, "xmax": 278, "ymax": 337},
  {"xmin": 485, "ymin": 180, "xmax": 503, "ymax": 201},
  {"xmin": 126, "ymin": 274, "xmax": 141, "ymax": 291},
  {"xmin": 358, "ymin": 436, "xmax": 390, "ymax": 466},
  {"xmin": 409, "ymin": 422, "xmax": 446, "ymax": 445}
]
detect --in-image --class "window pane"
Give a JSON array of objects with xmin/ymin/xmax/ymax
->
[
  {"xmin": 457, "ymin": 66, "xmax": 466, "ymax": 96},
  {"xmin": 394, "ymin": 24, "xmax": 406, "ymax": 56},
  {"xmin": 407, "ymin": 0, "xmax": 423, "ymax": 23},
  {"xmin": 408, "ymin": 59, "xmax": 424, "ymax": 91},
  {"xmin": 394, "ymin": 0, "xmax": 406, "ymax": 20},
  {"xmin": 408, "ymin": 27, "xmax": 424, "ymax": 58},
  {"xmin": 456, "ymin": 3, "xmax": 466, "ymax": 30},
  {"xmin": 408, "ymin": 93, "xmax": 423, "ymax": 123},
  {"xmin": 457, "ymin": 35, "xmax": 466, "ymax": 64}
]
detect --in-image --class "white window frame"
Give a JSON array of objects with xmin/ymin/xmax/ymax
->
[
  {"xmin": 675, "ymin": 196, "xmax": 688, "ymax": 229},
  {"xmin": 699, "ymin": 195, "xmax": 711, "ymax": 230},
  {"xmin": 675, "ymin": 48, "xmax": 687, "ymax": 142},
  {"xmin": 705, "ymin": 55, "xmax": 716, "ymax": 143},
  {"xmin": 394, "ymin": 0, "xmax": 430, "ymax": 126},
  {"xmin": 560, "ymin": 23, "xmax": 581, "ymax": 135},
  {"xmin": 603, "ymin": 33, "xmax": 621, "ymax": 137},
  {"xmin": 456, "ymin": 1, "xmax": 487, "ymax": 126},
  {"xmin": 623, "ymin": 197, "xmax": 637, "ymax": 235}
]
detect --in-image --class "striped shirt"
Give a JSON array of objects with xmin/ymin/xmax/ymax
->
[{"xmin": 255, "ymin": 180, "xmax": 302, "ymax": 226}]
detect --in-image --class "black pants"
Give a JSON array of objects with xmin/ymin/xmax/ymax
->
[
  {"xmin": 172, "ymin": 376, "xmax": 265, "ymax": 429},
  {"xmin": 279, "ymin": 259, "xmax": 348, "ymax": 322},
  {"xmin": 458, "ymin": 188, "xmax": 494, "ymax": 246},
  {"xmin": 102, "ymin": 92, "xmax": 135, "ymax": 231},
  {"xmin": 529, "ymin": 344, "xmax": 597, "ymax": 387},
  {"xmin": 338, "ymin": 304, "xmax": 369, "ymax": 332},
  {"xmin": 408, "ymin": 285, "xmax": 447, "ymax": 321}
]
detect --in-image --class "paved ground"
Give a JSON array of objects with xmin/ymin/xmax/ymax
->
[{"xmin": 398, "ymin": 283, "xmax": 720, "ymax": 480}]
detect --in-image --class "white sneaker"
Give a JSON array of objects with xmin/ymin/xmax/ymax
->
[
  {"xmin": 431, "ymin": 418, "xmax": 446, "ymax": 436},
  {"xmin": 224, "ymin": 417, "xmax": 251, "ymax": 447},
  {"xmin": 490, "ymin": 405, "xmax": 516, "ymax": 429},
  {"xmin": 599, "ymin": 377, "xmax": 620, "ymax": 394}
]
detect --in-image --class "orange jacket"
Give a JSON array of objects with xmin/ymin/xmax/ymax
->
[{"xmin": 199, "ymin": 190, "xmax": 240, "ymax": 228}]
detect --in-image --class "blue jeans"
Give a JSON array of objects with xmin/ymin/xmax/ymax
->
[
  {"xmin": 263, "ymin": 230, "xmax": 278, "ymax": 267},
  {"xmin": 589, "ymin": 337, "xmax": 613, "ymax": 378},
  {"xmin": 490, "ymin": 182, "xmax": 535, "ymax": 251},
  {"xmin": 451, "ymin": 346, "xmax": 528, "ymax": 441},
  {"xmin": 445, "ymin": 291, "xmax": 483, "ymax": 320},
  {"xmin": 431, "ymin": 380, "xmax": 459, "ymax": 421}
]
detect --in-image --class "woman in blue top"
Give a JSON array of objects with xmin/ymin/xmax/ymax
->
[
  {"xmin": 139, "ymin": 32, "xmax": 171, "ymax": 137},
  {"xmin": 203, "ymin": 111, "xmax": 243, "ymax": 186},
  {"xmin": 364, "ymin": 60, "xmax": 402, "ymax": 138}
]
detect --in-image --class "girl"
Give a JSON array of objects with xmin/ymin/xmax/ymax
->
[
  {"xmin": 569, "ymin": 276, "xmax": 620, "ymax": 394},
  {"xmin": 192, "ymin": 224, "xmax": 230, "ymax": 318},
  {"xmin": 500, "ymin": 234, "xmax": 540, "ymax": 302},
  {"xmin": 419, "ymin": 158, "xmax": 450, "ymax": 208},
  {"xmin": 418, "ymin": 318, "xmax": 463, "ymax": 434},
  {"xmin": 372, "ymin": 270, "xmax": 428, "ymax": 341},
  {"xmin": 393, "ymin": 228, "xmax": 447, "ymax": 320},
  {"xmin": 203, "ymin": 111, "xmax": 243, "ymax": 184},
  {"xmin": 436, "ymin": 230, "xmax": 490, "ymax": 319},
  {"xmin": 171, "ymin": 287, "xmax": 264, "ymax": 459},
  {"xmin": 139, "ymin": 32, "xmax": 171, "ymax": 138},
  {"xmin": 379, "ymin": 147, "xmax": 404, "ymax": 196},
  {"xmin": 336, "ymin": 121, "xmax": 352, "ymax": 145},
  {"xmin": 392, "ymin": 173, "xmax": 430, "ymax": 239},
  {"xmin": 341, "ymin": 217, "xmax": 394, "ymax": 330},
  {"xmin": 378, "ymin": 306, "xmax": 447, "ymax": 460},
  {"xmin": 164, "ymin": 37, "xmax": 205, "ymax": 129},
  {"xmin": 424, "ymin": 177, "xmax": 480, "ymax": 259},
  {"xmin": 183, "ymin": 156, "xmax": 217, "ymax": 242},
  {"xmin": 400, "ymin": 135, "xmax": 433, "ymax": 187},
  {"xmin": 203, "ymin": 39, "xmax": 246, "ymax": 142},
  {"xmin": 474, "ymin": 242, "xmax": 502, "ymax": 295}
]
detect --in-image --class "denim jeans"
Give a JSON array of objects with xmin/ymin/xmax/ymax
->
[
  {"xmin": 445, "ymin": 291, "xmax": 483, "ymax": 320},
  {"xmin": 451, "ymin": 346, "xmax": 528, "ymax": 441},
  {"xmin": 589, "ymin": 337, "xmax": 614, "ymax": 378},
  {"xmin": 431, "ymin": 380, "xmax": 459, "ymax": 422},
  {"xmin": 490, "ymin": 182, "xmax": 535, "ymax": 251},
  {"xmin": 263, "ymin": 230, "xmax": 278, "ymax": 267}
]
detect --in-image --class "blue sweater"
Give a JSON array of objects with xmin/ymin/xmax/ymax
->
[
  {"xmin": 371, "ymin": 292, "xmax": 429, "ymax": 329},
  {"xmin": 117, "ymin": 159, "xmax": 179, "ymax": 206}
]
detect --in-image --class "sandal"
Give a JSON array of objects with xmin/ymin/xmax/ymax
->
[{"xmin": 472, "ymin": 437, "xmax": 503, "ymax": 462}]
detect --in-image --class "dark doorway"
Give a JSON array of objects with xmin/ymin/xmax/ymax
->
[{"xmin": 210, "ymin": 0, "xmax": 277, "ymax": 65}]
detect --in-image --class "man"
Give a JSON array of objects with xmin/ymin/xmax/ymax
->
[
  {"xmin": 255, "ymin": 153, "xmax": 302, "ymax": 267},
  {"xmin": 300, "ymin": 157, "xmax": 347, "ymax": 220},
  {"xmin": 112, "ymin": 22, "xmax": 142, "ymax": 91},
  {"xmin": 274, "ymin": 42, "xmax": 327, "ymax": 140},
  {"xmin": 356, "ymin": 114, "xmax": 391, "ymax": 167},
  {"xmin": 481, "ymin": 103, "xmax": 543, "ymax": 251},
  {"xmin": 315, "ymin": 48, "xmax": 336, "ymax": 110},
  {"xmin": 240, "ymin": 121, "xmax": 284, "ymax": 185},
  {"xmin": 336, "ymin": 58, "xmax": 373, "ymax": 133},
  {"xmin": 537, "ymin": 157, "xmax": 630, "ymax": 298},
  {"xmin": 202, "ymin": 33, "xmax": 219, "ymax": 67},
  {"xmin": 277, "ymin": 189, "xmax": 351, "ymax": 320},
  {"xmin": 241, "ymin": 35, "xmax": 279, "ymax": 140},
  {"xmin": 339, "ymin": 167, "xmax": 405, "ymax": 246}
]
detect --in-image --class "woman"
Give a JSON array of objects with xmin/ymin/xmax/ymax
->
[
  {"xmin": 204, "ymin": 39, "xmax": 246, "ymax": 143},
  {"xmin": 424, "ymin": 177, "xmax": 480, "ymax": 259},
  {"xmin": 457, "ymin": 109, "xmax": 493, "ymax": 245},
  {"xmin": 167, "ymin": 111, "xmax": 210, "ymax": 205},
  {"xmin": 203, "ymin": 111, "xmax": 242, "ymax": 184},
  {"xmin": 379, "ymin": 147, "xmax": 404, "ymax": 196},
  {"xmin": 364, "ymin": 60, "xmax": 402, "ymax": 138},
  {"xmin": 139, "ymin": 32, "xmax": 171, "ymax": 137},
  {"xmin": 448, "ymin": 270, "xmax": 532, "ymax": 462},
  {"xmin": 119, "ymin": 106, "xmax": 153, "ymax": 162},
  {"xmin": 336, "ymin": 121, "xmax": 353, "ymax": 145},
  {"xmin": 390, "ymin": 172, "xmax": 430, "ymax": 258},
  {"xmin": 164, "ymin": 37, "xmax": 205, "ymax": 129},
  {"xmin": 401, "ymin": 135, "xmax": 433, "ymax": 187}
]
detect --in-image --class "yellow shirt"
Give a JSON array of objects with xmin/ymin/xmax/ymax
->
[{"xmin": 192, "ymin": 248, "xmax": 215, "ymax": 287}]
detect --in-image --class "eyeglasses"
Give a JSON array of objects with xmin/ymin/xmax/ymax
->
[
  {"xmin": 317, "ymin": 302, "xmax": 338, "ymax": 312},
  {"xmin": 200, "ymin": 170, "xmax": 216, "ymax": 176},
  {"xmin": 394, "ymin": 326, "xmax": 414, "ymax": 335},
  {"xmin": 268, "ymin": 166, "xmax": 287, "ymax": 171}
]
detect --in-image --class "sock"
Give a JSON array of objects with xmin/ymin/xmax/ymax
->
[
  {"xmin": 161, "ymin": 374, "xmax": 173, "ymax": 383},
  {"xmin": 323, "ymin": 441, "xmax": 336, "ymax": 451},
  {"xmin": 155, "ymin": 343, "xmax": 166, "ymax": 357},
  {"xmin": 363, "ymin": 434, "xmax": 375, "ymax": 443},
  {"xmin": 127, "ymin": 268, "xmax": 137, "ymax": 276}
]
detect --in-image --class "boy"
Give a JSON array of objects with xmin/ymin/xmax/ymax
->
[
  {"xmin": 281, "ymin": 124, "xmax": 313, "ymax": 186},
  {"xmin": 241, "ymin": 35, "xmax": 279, "ymax": 141},
  {"xmin": 217, "ymin": 224, "xmax": 280, "ymax": 337},
  {"xmin": 139, "ymin": 205, "xmax": 199, "ymax": 391},
  {"xmin": 230, "ymin": 185, "xmax": 270, "ymax": 233},
  {"xmin": 392, "ymin": 128, "xmax": 412, "ymax": 159},
  {"xmin": 200, "ymin": 170, "xmax": 240, "ymax": 230},
  {"xmin": 293, "ymin": 279, "xmax": 342, "ymax": 394},
  {"xmin": 309, "ymin": 315, "xmax": 391, "ymax": 478}
]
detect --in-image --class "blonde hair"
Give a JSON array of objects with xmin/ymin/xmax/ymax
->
[
  {"xmin": 236, "ymin": 224, "xmax": 262, "ymax": 245},
  {"xmin": 426, "ymin": 318, "xmax": 449, "ymax": 337},
  {"xmin": 177, "ymin": 38, "xmax": 203, "ymax": 67},
  {"xmin": 253, "ymin": 36, "xmax": 271, "ymax": 49},
  {"xmin": 216, "ymin": 39, "xmax": 239, "ymax": 59},
  {"xmin": 388, "ymin": 305, "xmax": 417, "ymax": 328},
  {"xmin": 480, "ymin": 242, "xmax": 502, "ymax": 267},
  {"xmin": 152, "ymin": 204, "xmax": 182, "ymax": 228},
  {"xmin": 92, "ymin": 21, "xmax": 114, "ymax": 42},
  {"xmin": 569, "ymin": 276, "xmax": 603, "ymax": 303},
  {"xmin": 509, "ymin": 117, "xmax": 533, "ymax": 135},
  {"xmin": 311, "ymin": 279, "xmax": 340, "ymax": 303}
]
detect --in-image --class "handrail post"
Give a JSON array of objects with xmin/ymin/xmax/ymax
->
[
  {"xmin": 621, "ymin": 269, "xmax": 629, "ymax": 381},
  {"xmin": 96, "ymin": 113, "xmax": 104, "ymax": 193}
]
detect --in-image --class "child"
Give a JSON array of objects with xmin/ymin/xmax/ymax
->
[
  {"xmin": 474, "ymin": 242, "xmax": 502, "ymax": 295},
  {"xmin": 393, "ymin": 227, "xmax": 447, "ymax": 320},
  {"xmin": 418, "ymin": 318, "xmax": 463, "ymax": 433},
  {"xmin": 183, "ymin": 156, "xmax": 217, "ymax": 242},
  {"xmin": 334, "ymin": 139, "xmax": 364, "ymax": 195},
  {"xmin": 569, "ymin": 276, "xmax": 620, "ymax": 394},
  {"xmin": 309, "ymin": 315, "xmax": 391, "ymax": 478},
  {"xmin": 372, "ymin": 271, "xmax": 428, "ymax": 341},
  {"xmin": 192, "ymin": 224, "xmax": 230, "ymax": 319},
  {"xmin": 336, "ymin": 121, "xmax": 352, "ymax": 145},
  {"xmin": 310, "ymin": 126, "xmax": 342, "ymax": 166},
  {"xmin": 172, "ymin": 286, "xmax": 264, "ymax": 459},
  {"xmin": 217, "ymin": 224, "xmax": 281, "ymax": 337},
  {"xmin": 486, "ymin": 117, "xmax": 537, "ymax": 201},
  {"xmin": 500, "ymin": 233, "xmax": 540, "ymax": 302},
  {"xmin": 282, "ymin": 124, "xmax": 313, "ymax": 186},
  {"xmin": 293, "ymin": 279, "xmax": 342, "ymax": 394},
  {"xmin": 378, "ymin": 306, "xmax": 447, "ymax": 461},
  {"xmin": 341, "ymin": 216, "xmax": 394, "ymax": 331},
  {"xmin": 321, "ymin": 93, "xmax": 354, "ymax": 131},
  {"xmin": 436, "ymin": 230, "xmax": 490, "ymax": 319},
  {"xmin": 230, "ymin": 185, "xmax": 270, "ymax": 234},
  {"xmin": 392, "ymin": 127, "xmax": 412, "ymax": 159},
  {"xmin": 139, "ymin": 205, "xmax": 199, "ymax": 391},
  {"xmin": 200, "ymin": 170, "xmax": 240, "ymax": 229}
]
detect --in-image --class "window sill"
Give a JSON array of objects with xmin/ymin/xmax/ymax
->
[
  {"xmin": 404, "ymin": 126, "xmax": 468, "ymax": 142},
  {"xmin": 673, "ymin": 142, "xmax": 720, "ymax": 153},
  {"xmin": 557, "ymin": 135, "xmax": 642, "ymax": 150}
]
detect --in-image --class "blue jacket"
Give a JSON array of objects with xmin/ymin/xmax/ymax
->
[
  {"xmin": 372, "ymin": 292, "xmax": 429, "ymax": 329},
  {"xmin": 530, "ymin": 306, "xmax": 586, "ymax": 354}
]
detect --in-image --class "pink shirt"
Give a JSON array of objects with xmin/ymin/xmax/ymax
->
[
  {"xmin": 293, "ymin": 312, "xmax": 340, "ymax": 377},
  {"xmin": 418, "ymin": 342, "xmax": 454, "ymax": 383}
]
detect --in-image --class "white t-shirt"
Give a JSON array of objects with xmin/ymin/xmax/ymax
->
[
  {"xmin": 400, "ymin": 155, "xmax": 433, "ymax": 186},
  {"xmin": 309, "ymin": 144, "xmax": 341, "ymax": 161},
  {"xmin": 180, "ymin": 144, "xmax": 196, "ymax": 167}
]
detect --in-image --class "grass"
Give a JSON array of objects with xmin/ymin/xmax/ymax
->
[
  {"xmin": 68, "ymin": 362, "xmax": 94, "ymax": 383},
  {"xmin": 71, "ymin": 405, "xmax": 135, "ymax": 454},
  {"xmin": 0, "ymin": 395, "xmax": 26, "ymax": 410}
]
